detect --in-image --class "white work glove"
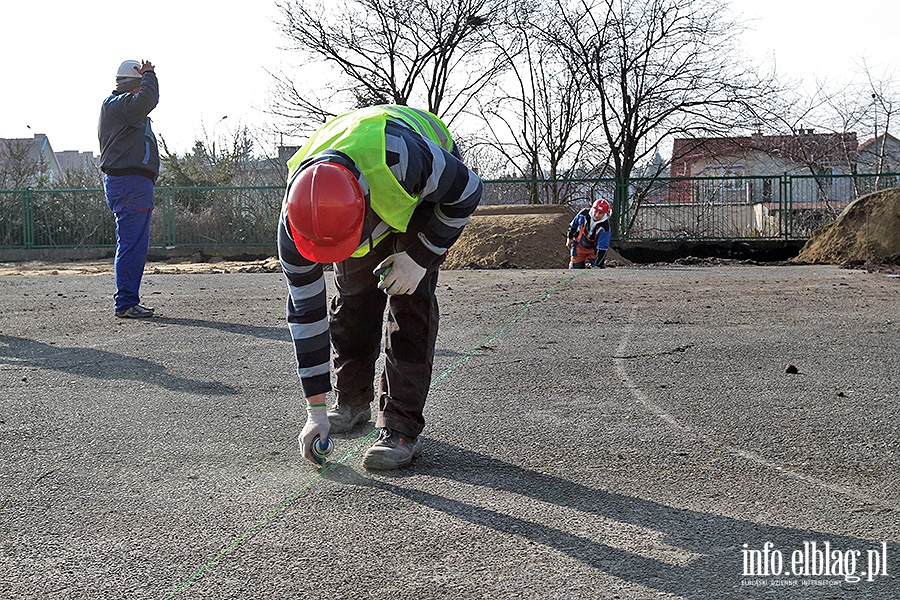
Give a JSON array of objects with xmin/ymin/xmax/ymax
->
[
  {"xmin": 375, "ymin": 252, "xmax": 427, "ymax": 295},
  {"xmin": 299, "ymin": 404, "xmax": 331, "ymax": 465}
]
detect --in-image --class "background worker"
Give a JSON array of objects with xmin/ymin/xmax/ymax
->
[
  {"xmin": 279, "ymin": 105, "xmax": 483, "ymax": 470},
  {"xmin": 98, "ymin": 59, "xmax": 160, "ymax": 318},
  {"xmin": 567, "ymin": 198, "xmax": 612, "ymax": 269}
]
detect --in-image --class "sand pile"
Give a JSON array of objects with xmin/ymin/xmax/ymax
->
[
  {"xmin": 793, "ymin": 188, "xmax": 900, "ymax": 265},
  {"xmin": 444, "ymin": 204, "xmax": 629, "ymax": 269}
]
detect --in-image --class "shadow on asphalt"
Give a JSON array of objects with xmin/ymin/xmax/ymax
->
[
  {"xmin": 324, "ymin": 439, "xmax": 896, "ymax": 599},
  {"xmin": 0, "ymin": 334, "xmax": 238, "ymax": 396},
  {"xmin": 151, "ymin": 316, "xmax": 289, "ymax": 341}
]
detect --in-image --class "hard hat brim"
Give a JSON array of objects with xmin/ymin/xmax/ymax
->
[{"xmin": 290, "ymin": 218, "xmax": 363, "ymax": 264}]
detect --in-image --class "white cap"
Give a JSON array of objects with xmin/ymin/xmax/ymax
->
[{"xmin": 116, "ymin": 60, "xmax": 142, "ymax": 78}]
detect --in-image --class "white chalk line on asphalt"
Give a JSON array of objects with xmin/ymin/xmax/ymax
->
[{"xmin": 614, "ymin": 305, "xmax": 897, "ymax": 512}]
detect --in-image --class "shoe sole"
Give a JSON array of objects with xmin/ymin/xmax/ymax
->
[
  {"xmin": 327, "ymin": 408, "xmax": 372, "ymax": 433},
  {"xmin": 362, "ymin": 439, "xmax": 423, "ymax": 470}
]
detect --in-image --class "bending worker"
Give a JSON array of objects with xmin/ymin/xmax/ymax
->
[
  {"xmin": 567, "ymin": 198, "xmax": 612, "ymax": 269},
  {"xmin": 278, "ymin": 105, "xmax": 483, "ymax": 470}
]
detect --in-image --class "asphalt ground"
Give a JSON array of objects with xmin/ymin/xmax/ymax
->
[{"xmin": 0, "ymin": 264, "xmax": 898, "ymax": 599}]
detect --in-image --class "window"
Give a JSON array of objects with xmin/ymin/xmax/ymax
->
[{"xmin": 710, "ymin": 164, "xmax": 745, "ymax": 190}]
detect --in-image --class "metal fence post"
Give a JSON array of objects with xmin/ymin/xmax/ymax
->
[
  {"xmin": 781, "ymin": 174, "xmax": 792, "ymax": 240},
  {"xmin": 22, "ymin": 188, "xmax": 35, "ymax": 248}
]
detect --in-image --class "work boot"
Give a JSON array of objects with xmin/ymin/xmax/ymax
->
[
  {"xmin": 326, "ymin": 403, "xmax": 371, "ymax": 433},
  {"xmin": 362, "ymin": 427, "xmax": 423, "ymax": 470},
  {"xmin": 115, "ymin": 304, "xmax": 155, "ymax": 319}
]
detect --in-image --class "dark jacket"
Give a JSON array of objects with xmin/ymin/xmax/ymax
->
[{"xmin": 98, "ymin": 71, "xmax": 160, "ymax": 181}]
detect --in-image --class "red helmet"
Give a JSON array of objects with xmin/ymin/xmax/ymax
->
[
  {"xmin": 591, "ymin": 198, "xmax": 611, "ymax": 216},
  {"xmin": 286, "ymin": 162, "xmax": 365, "ymax": 263}
]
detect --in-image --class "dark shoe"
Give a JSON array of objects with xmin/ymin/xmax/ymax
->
[
  {"xmin": 362, "ymin": 428, "xmax": 423, "ymax": 470},
  {"xmin": 115, "ymin": 304, "xmax": 155, "ymax": 319},
  {"xmin": 327, "ymin": 403, "xmax": 372, "ymax": 433}
]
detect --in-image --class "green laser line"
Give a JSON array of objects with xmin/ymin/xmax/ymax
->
[
  {"xmin": 163, "ymin": 431, "xmax": 378, "ymax": 600},
  {"xmin": 164, "ymin": 271, "xmax": 584, "ymax": 599},
  {"xmin": 430, "ymin": 272, "xmax": 583, "ymax": 386}
]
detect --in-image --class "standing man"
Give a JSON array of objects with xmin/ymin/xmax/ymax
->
[
  {"xmin": 99, "ymin": 59, "xmax": 159, "ymax": 318},
  {"xmin": 280, "ymin": 105, "xmax": 482, "ymax": 470},
  {"xmin": 567, "ymin": 198, "xmax": 612, "ymax": 269}
]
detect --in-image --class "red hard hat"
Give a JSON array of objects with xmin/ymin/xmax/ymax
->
[
  {"xmin": 592, "ymin": 198, "xmax": 611, "ymax": 216},
  {"xmin": 286, "ymin": 162, "xmax": 366, "ymax": 263}
]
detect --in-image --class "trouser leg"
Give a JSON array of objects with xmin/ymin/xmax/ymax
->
[
  {"xmin": 113, "ymin": 208, "xmax": 153, "ymax": 312},
  {"xmin": 570, "ymin": 245, "xmax": 596, "ymax": 270},
  {"xmin": 377, "ymin": 267, "xmax": 439, "ymax": 438},
  {"xmin": 333, "ymin": 231, "xmax": 441, "ymax": 438},
  {"xmin": 569, "ymin": 243, "xmax": 582, "ymax": 269},
  {"xmin": 105, "ymin": 175, "xmax": 154, "ymax": 313},
  {"xmin": 332, "ymin": 248, "xmax": 389, "ymax": 408}
]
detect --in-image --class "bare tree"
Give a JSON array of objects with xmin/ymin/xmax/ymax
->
[
  {"xmin": 863, "ymin": 63, "xmax": 898, "ymax": 189},
  {"xmin": 756, "ymin": 60, "xmax": 900, "ymax": 199},
  {"xmin": 271, "ymin": 0, "xmax": 511, "ymax": 133},
  {"xmin": 471, "ymin": 0, "xmax": 608, "ymax": 203},
  {"xmin": 547, "ymin": 0, "xmax": 776, "ymax": 232}
]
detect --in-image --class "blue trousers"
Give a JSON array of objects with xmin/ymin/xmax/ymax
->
[{"xmin": 104, "ymin": 174, "xmax": 154, "ymax": 312}]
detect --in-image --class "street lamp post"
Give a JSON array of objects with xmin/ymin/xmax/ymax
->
[{"xmin": 211, "ymin": 115, "xmax": 228, "ymax": 159}]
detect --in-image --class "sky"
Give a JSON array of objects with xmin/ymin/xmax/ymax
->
[
  {"xmin": 1, "ymin": 0, "xmax": 897, "ymax": 157},
  {"xmin": 1, "ymin": 1, "xmax": 286, "ymax": 156},
  {"xmin": 737, "ymin": 0, "xmax": 895, "ymax": 83}
]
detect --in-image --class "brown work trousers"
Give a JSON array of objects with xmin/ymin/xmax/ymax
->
[{"xmin": 330, "ymin": 234, "xmax": 440, "ymax": 439}]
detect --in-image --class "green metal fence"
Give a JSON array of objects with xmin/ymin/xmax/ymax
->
[
  {"xmin": 0, "ymin": 185, "xmax": 284, "ymax": 250},
  {"xmin": 0, "ymin": 174, "xmax": 896, "ymax": 249},
  {"xmin": 617, "ymin": 172, "xmax": 898, "ymax": 241}
]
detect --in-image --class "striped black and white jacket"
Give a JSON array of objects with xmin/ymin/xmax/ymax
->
[{"xmin": 277, "ymin": 117, "xmax": 483, "ymax": 398}]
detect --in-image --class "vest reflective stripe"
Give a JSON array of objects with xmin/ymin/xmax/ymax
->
[
  {"xmin": 350, "ymin": 220, "xmax": 392, "ymax": 258},
  {"xmin": 351, "ymin": 229, "xmax": 392, "ymax": 258},
  {"xmin": 286, "ymin": 106, "xmax": 452, "ymax": 246},
  {"xmin": 381, "ymin": 105, "xmax": 454, "ymax": 153}
]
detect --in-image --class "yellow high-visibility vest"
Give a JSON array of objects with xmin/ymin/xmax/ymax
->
[{"xmin": 287, "ymin": 105, "xmax": 454, "ymax": 252}]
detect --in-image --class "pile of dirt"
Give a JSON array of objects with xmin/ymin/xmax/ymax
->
[
  {"xmin": 793, "ymin": 187, "xmax": 900, "ymax": 265},
  {"xmin": 444, "ymin": 204, "xmax": 629, "ymax": 269}
]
